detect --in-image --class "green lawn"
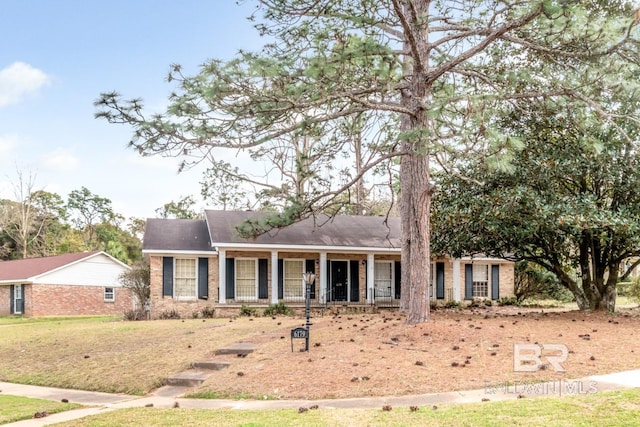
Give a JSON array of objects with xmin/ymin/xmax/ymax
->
[
  {"xmin": 0, "ymin": 395, "xmax": 80, "ymax": 424},
  {"xmin": 53, "ymin": 388, "xmax": 640, "ymax": 426}
]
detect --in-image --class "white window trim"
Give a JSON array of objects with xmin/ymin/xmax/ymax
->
[
  {"xmin": 283, "ymin": 258, "xmax": 305, "ymax": 300},
  {"xmin": 13, "ymin": 285, "xmax": 22, "ymax": 314},
  {"xmin": 174, "ymin": 258, "xmax": 198, "ymax": 300},
  {"xmin": 472, "ymin": 264, "xmax": 491, "ymax": 299},
  {"xmin": 104, "ymin": 287, "xmax": 115, "ymax": 302},
  {"xmin": 374, "ymin": 261, "xmax": 393, "ymax": 299},
  {"xmin": 429, "ymin": 262, "xmax": 437, "ymax": 300},
  {"xmin": 235, "ymin": 257, "xmax": 258, "ymax": 301}
]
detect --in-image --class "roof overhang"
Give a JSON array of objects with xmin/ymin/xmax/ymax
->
[
  {"xmin": 213, "ymin": 243, "xmax": 401, "ymax": 254},
  {"xmin": 0, "ymin": 279, "xmax": 33, "ymax": 285},
  {"xmin": 458, "ymin": 256, "xmax": 511, "ymax": 262},
  {"xmin": 142, "ymin": 249, "xmax": 218, "ymax": 257}
]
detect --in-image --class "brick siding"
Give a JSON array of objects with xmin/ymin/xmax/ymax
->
[
  {"xmin": 29, "ymin": 284, "xmax": 133, "ymax": 317},
  {"xmin": 0, "ymin": 286, "xmax": 10, "ymax": 316},
  {"xmin": 148, "ymin": 252, "xmax": 515, "ymax": 317}
]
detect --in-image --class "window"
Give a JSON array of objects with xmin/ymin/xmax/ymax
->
[
  {"xmin": 374, "ymin": 261, "xmax": 393, "ymax": 298},
  {"xmin": 175, "ymin": 258, "xmax": 197, "ymax": 299},
  {"xmin": 13, "ymin": 285, "xmax": 23, "ymax": 314},
  {"xmin": 236, "ymin": 259, "xmax": 257, "ymax": 300},
  {"xmin": 284, "ymin": 259, "xmax": 304, "ymax": 299},
  {"xmin": 429, "ymin": 262, "xmax": 436, "ymax": 300},
  {"xmin": 104, "ymin": 287, "xmax": 115, "ymax": 302},
  {"xmin": 472, "ymin": 264, "xmax": 489, "ymax": 298}
]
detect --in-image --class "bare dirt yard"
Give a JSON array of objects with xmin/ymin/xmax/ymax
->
[
  {"xmin": 190, "ymin": 305, "xmax": 640, "ymax": 400},
  {"xmin": 2, "ymin": 305, "xmax": 640, "ymax": 400}
]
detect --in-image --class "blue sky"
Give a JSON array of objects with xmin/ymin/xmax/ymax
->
[{"xmin": 1, "ymin": 0, "xmax": 262, "ymax": 220}]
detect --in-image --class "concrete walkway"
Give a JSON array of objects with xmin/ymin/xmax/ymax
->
[{"xmin": 3, "ymin": 369, "xmax": 640, "ymax": 426}]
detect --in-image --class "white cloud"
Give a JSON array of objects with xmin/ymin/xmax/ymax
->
[
  {"xmin": 0, "ymin": 62, "xmax": 51, "ymax": 108},
  {"xmin": 41, "ymin": 148, "xmax": 80, "ymax": 173}
]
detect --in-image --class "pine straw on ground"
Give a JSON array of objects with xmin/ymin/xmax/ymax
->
[{"xmin": 190, "ymin": 306, "xmax": 640, "ymax": 400}]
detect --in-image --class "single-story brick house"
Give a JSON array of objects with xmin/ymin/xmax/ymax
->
[
  {"xmin": 143, "ymin": 210, "xmax": 514, "ymax": 318},
  {"xmin": 0, "ymin": 251, "xmax": 132, "ymax": 317}
]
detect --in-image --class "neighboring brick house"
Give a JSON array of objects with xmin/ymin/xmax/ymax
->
[
  {"xmin": 143, "ymin": 210, "xmax": 515, "ymax": 318},
  {"xmin": 0, "ymin": 251, "xmax": 132, "ymax": 317}
]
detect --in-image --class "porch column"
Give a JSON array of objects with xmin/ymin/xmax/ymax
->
[
  {"xmin": 367, "ymin": 253, "xmax": 375, "ymax": 303},
  {"xmin": 452, "ymin": 258, "xmax": 461, "ymax": 302},
  {"xmin": 271, "ymin": 250, "xmax": 279, "ymax": 304},
  {"xmin": 319, "ymin": 252, "xmax": 327, "ymax": 304},
  {"xmin": 218, "ymin": 249, "xmax": 226, "ymax": 303}
]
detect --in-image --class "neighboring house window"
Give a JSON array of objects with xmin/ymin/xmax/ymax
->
[
  {"xmin": 13, "ymin": 284, "xmax": 23, "ymax": 314},
  {"xmin": 175, "ymin": 258, "xmax": 197, "ymax": 299},
  {"xmin": 236, "ymin": 258, "xmax": 257, "ymax": 301},
  {"xmin": 472, "ymin": 264, "xmax": 489, "ymax": 298},
  {"xmin": 284, "ymin": 259, "xmax": 304, "ymax": 299},
  {"xmin": 374, "ymin": 261, "xmax": 393, "ymax": 298},
  {"xmin": 104, "ymin": 287, "xmax": 115, "ymax": 302}
]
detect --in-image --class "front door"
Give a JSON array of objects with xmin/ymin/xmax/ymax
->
[
  {"xmin": 12, "ymin": 285, "xmax": 24, "ymax": 315},
  {"xmin": 330, "ymin": 261, "xmax": 348, "ymax": 302}
]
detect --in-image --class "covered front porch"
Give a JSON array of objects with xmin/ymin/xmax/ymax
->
[{"xmin": 217, "ymin": 248, "xmax": 464, "ymax": 308}]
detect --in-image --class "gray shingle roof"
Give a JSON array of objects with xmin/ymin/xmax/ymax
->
[
  {"xmin": 204, "ymin": 210, "xmax": 401, "ymax": 249},
  {"xmin": 143, "ymin": 219, "xmax": 212, "ymax": 252},
  {"xmin": 143, "ymin": 212, "xmax": 402, "ymax": 252}
]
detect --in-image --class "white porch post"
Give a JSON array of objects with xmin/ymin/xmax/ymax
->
[
  {"xmin": 271, "ymin": 250, "xmax": 279, "ymax": 304},
  {"xmin": 452, "ymin": 258, "xmax": 461, "ymax": 302},
  {"xmin": 367, "ymin": 253, "xmax": 375, "ymax": 303},
  {"xmin": 218, "ymin": 249, "xmax": 226, "ymax": 303},
  {"xmin": 319, "ymin": 252, "xmax": 327, "ymax": 304}
]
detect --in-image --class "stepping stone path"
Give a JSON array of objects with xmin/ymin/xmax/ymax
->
[{"xmin": 166, "ymin": 342, "xmax": 257, "ymax": 387}]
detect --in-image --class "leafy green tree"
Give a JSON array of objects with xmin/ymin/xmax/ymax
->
[
  {"xmin": 0, "ymin": 169, "xmax": 55, "ymax": 259},
  {"xmin": 155, "ymin": 195, "xmax": 201, "ymax": 219},
  {"xmin": 96, "ymin": 1, "xmax": 639, "ymax": 323},
  {"xmin": 28, "ymin": 190, "xmax": 68, "ymax": 256},
  {"xmin": 94, "ymin": 222, "xmax": 142, "ymax": 264},
  {"xmin": 67, "ymin": 187, "xmax": 114, "ymax": 247},
  {"xmin": 128, "ymin": 217, "xmax": 146, "ymax": 240},
  {"xmin": 200, "ymin": 162, "xmax": 249, "ymax": 211},
  {"xmin": 514, "ymin": 262, "xmax": 568, "ymax": 303},
  {"xmin": 0, "ymin": 200, "xmax": 18, "ymax": 259},
  {"xmin": 432, "ymin": 101, "xmax": 640, "ymax": 311}
]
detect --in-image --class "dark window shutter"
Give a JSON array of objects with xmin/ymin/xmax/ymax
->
[
  {"xmin": 162, "ymin": 257, "xmax": 174, "ymax": 297},
  {"xmin": 394, "ymin": 261, "xmax": 401, "ymax": 299},
  {"xmin": 350, "ymin": 260, "xmax": 359, "ymax": 302},
  {"xmin": 491, "ymin": 265, "xmax": 500, "ymax": 300},
  {"xmin": 198, "ymin": 258, "xmax": 208, "ymax": 299},
  {"xmin": 9, "ymin": 285, "xmax": 14, "ymax": 314},
  {"xmin": 277, "ymin": 259, "xmax": 284, "ymax": 299},
  {"xmin": 465, "ymin": 264, "xmax": 473, "ymax": 300},
  {"xmin": 436, "ymin": 262, "xmax": 445, "ymax": 300},
  {"xmin": 225, "ymin": 258, "xmax": 235, "ymax": 300},
  {"xmin": 305, "ymin": 259, "xmax": 316, "ymax": 299},
  {"xmin": 258, "ymin": 259, "xmax": 269, "ymax": 299}
]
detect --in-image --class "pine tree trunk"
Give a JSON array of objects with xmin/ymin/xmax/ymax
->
[
  {"xmin": 399, "ymin": 0, "xmax": 433, "ymax": 324},
  {"xmin": 401, "ymin": 153, "xmax": 432, "ymax": 324}
]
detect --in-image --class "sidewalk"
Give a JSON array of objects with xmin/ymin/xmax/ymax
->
[{"xmin": 3, "ymin": 369, "xmax": 640, "ymax": 426}]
